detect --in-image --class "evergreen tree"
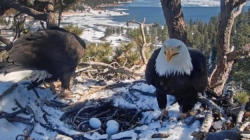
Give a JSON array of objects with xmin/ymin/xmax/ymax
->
[{"xmin": 104, "ymin": 27, "xmax": 113, "ymax": 37}]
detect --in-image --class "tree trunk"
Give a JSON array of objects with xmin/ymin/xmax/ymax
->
[
  {"xmin": 209, "ymin": 0, "xmax": 247, "ymax": 95},
  {"xmin": 45, "ymin": 0, "xmax": 57, "ymax": 28},
  {"xmin": 160, "ymin": 0, "xmax": 190, "ymax": 46}
]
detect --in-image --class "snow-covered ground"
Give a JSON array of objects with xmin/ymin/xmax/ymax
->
[
  {"xmin": 0, "ymin": 8, "xmax": 202, "ymax": 140},
  {"xmin": 0, "ymin": 79, "xmax": 201, "ymax": 140},
  {"xmin": 60, "ymin": 9, "xmax": 135, "ymax": 47}
]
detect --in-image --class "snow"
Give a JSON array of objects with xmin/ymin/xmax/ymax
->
[
  {"xmin": 0, "ymin": 7, "xmax": 202, "ymax": 140},
  {"xmin": 0, "ymin": 79, "xmax": 202, "ymax": 139}
]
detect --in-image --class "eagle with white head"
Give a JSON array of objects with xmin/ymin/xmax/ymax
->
[{"xmin": 145, "ymin": 38, "xmax": 208, "ymax": 121}]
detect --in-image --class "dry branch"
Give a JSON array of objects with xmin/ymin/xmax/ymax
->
[
  {"xmin": 0, "ymin": 1, "xmax": 47, "ymax": 21},
  {"xmin": 191, "ymin": 110, "xmax": 214, "ymax": 139},
  {"xmin": 0, "ymin": 36, "xmax": 12, "ymax": 48},
  {"xmin": 126, "ymin": 18, "xmax": 158, "ymax": 65},
  {"xmin": 78, "ymin": 61, "xmax": 143, "ymax": 79},
  {"xmin": 237, "ymin": 105, "xmax": 245, "ymax": 124},
  {"xmin": 198, "ymin": 94, "xmax": 224, "ymax": 115},
  {"xmin": 0, "ymin": 83, "xmax": 18, "ymax": 101},
  {"xmin": 209, "ymin": 0, "xmax": 248, "ymax": 95},
  {"xmin": 227, "ymin": 43, "xmax": 250, "ymax": 62},
  {"xmin": 233, "ymin": 1, "xmax": 246, "ymax": 18},
  {"xmin": 79, "ymin": 82, "xmax": 131, "ymax": 101},
  {"xmin": 200, "ymin": 110, "xmax": 214, "ymax": 132},
  {"xmin": 0, "ymin": 0, "xmax": 57, "ymax": 28},
  {"xmin": 0, "ymin": 108, "xmax": 26, "ymax": 119}
]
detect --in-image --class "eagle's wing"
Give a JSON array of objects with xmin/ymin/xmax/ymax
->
[
  {"xmin": 7, "ymin": 31, "xmax": 47, "ymax": 65},
  {"xmin": 145, "ymin": 48, "xmax": 161, "ymax": 86},
  {"xmin": 190, "ymin": 49, "xmax": 208, "ymax": 93},
  {"xmin": 6, "ymin": 30, "xmax": 84, "ymax": 74},
  {"xmin": 0, "ymin": 31, "xmax": 48, "ymax": 73}
]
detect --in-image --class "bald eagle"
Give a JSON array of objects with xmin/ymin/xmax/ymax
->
[
  {"xmin": 0, "ymin": 27, "xmax": 86, "ymax": 95},
  {"xmin": 145, "ymin": 38, "xmax": 207, "ymax": 121}
]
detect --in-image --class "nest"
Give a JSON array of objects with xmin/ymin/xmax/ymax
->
[{"xmin": 61, "ymin": 101, "xmax": 143, "ymax": 135}]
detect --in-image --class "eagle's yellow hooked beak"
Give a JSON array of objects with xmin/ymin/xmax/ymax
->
[{"xmin": 165, "ymin": 46, "xmax": 179, "ymax": 62}]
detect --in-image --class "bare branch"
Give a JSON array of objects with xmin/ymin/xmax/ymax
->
[
  {"xmin": 0, "ymin": 0, "xmax": 57, "ymax": 28},
  {"xmin": 226, "ymin": 44, "xmax": 250, "ymax": 62},
  {"xmin": 233, "ymin": 2, "xmax": 246, "ymax": 18},
  {"xmin": 0, "ymin": 1, "xmax": 47, "ymax": 21},
  {"xmin": 234, "ymin": 0, "xmax": 247, "ymax": 9},
  {"xmin": 0, "ymin": 36, "xmax": 11, "ymax": 46},
  {"xmin": 126, "ymin": 18, "xmax": 157, "ymax": 65},
  {"xmin": 234, "ymin": 104, "xmax": 245, "ymax": 129},
  {"xmin": 191, "ymin": 110, "xmax": 214, "ymax": 139},
  {"xmin": 198, "ymin": 94, "xmax": 224, "ymax": 115},
  {"xmin": 78, "ymin": 62, "xmax": 143, "ymax": 79}
]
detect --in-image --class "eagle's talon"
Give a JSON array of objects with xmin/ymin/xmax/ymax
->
[
  {"xmin": 160, "ymin": 109, "xmax": 169, "ymax": 123},
  {"xmin": 54, "ymin": 88, "xmax": 73, "ymax": 99},
  {"xmin": 57, "ymin": 88, "xmax": 73, "ymax": 99},
  {"xmin": 169, "ymin": 117, "xmax": 177, "ymax": 122}
]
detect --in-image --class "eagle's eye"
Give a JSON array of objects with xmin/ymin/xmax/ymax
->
[{"xmin": 177, "ymin": 45, "xmax": 181, "ymax": 50}]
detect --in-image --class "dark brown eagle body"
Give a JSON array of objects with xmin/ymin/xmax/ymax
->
[
  {"xmin": 145, "ymin": 47, "xmax": 208, "ymax": 112},
  {"xmin": 0, "ymin": 27, "xmax": 86, "ymax": 90}
]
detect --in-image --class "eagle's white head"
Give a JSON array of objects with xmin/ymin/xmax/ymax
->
[{"xmin": 155, "ymin": 38, "xmax": 193, "ymax": 76}]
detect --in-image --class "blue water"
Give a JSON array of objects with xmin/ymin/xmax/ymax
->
[{"xmin": 107, "ymin": 6, "xmax": 250, "ymax": 25}]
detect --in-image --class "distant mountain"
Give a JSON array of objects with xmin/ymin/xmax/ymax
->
[
  {"xmin": 124, "ymin": 0, "xmax": 250, "ymax": 7},
  {"xmin": 84, "ymin": 0, "xmax": 133, "ymax": 8},
  {"xmin": 182, "ymin": 0, "xmax": 220, "ymax": 7}
]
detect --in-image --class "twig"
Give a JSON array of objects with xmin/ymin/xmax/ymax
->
[
  {"xmin": 75, "ymin": 66, "xmax": 91, "ymax": 73},
  {"xmin": 81, "ymin": 86, "xmax": 107, "ymax": 99},
  {"xmin": 128, "ymin": 111, "xmax": 140, "ymax": 125},
  {"xmin": 78, "ymin": 62, "xmax": 143, "ymax": 79},
  {"xmin": 80, "ymin": 82, "xmax": 131, "ymax": 101},
  {"xmin": 77, "ymin": 120, "xmax": 89, "ymax": 129},
  {"xmin": 82, "ymin": 128, "xmax": 101, "ymax": 134},
  {"xmin": 93, "ymin": 109, "xmax": 110, "ymax": 118},
  {"xmin": 44, "ymin": 99, "xmax": 69, "ymax": 108},
  {"xmin": 73, "ymin": 105, "xmax": 97, "ymax": 123},
  {"xmin": 29, "ymin": 84, "xmax": 40, "ymax": 99},
  {"xmin": 6, "ymin": 116, "xmax": 32, "ymax": 125},
  {"xmin": 0, "ymin": 83, "xmax": 18, "ymax": 101},
  {"xmin": 122, "ymin": 58, "xmax": 127, "ymax": 67},
  {"xmin": 0, "ymin": 108, "xmax": 26, "ymax": 119},
  {"xmin": 99, "ymin": 109, "xmax": 118, "ymax": 121},
  {"xmin": 128, "ymin": 88, "xmax": 155, "ymax": 97}
]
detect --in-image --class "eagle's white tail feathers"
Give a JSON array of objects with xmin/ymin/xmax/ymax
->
[{"xmin": 0, "ymin": 70, "xmax": 52, "ymax": 83}]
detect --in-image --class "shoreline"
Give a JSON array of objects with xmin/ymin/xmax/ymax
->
[{"xmin": 60, "ymin": 7, "xmax": 132, "ymax": 47}]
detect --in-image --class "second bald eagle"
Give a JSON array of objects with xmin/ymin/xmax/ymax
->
[{"xmin": 0, "ymin": 27, "xmax": 86, "ymax": 95}]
